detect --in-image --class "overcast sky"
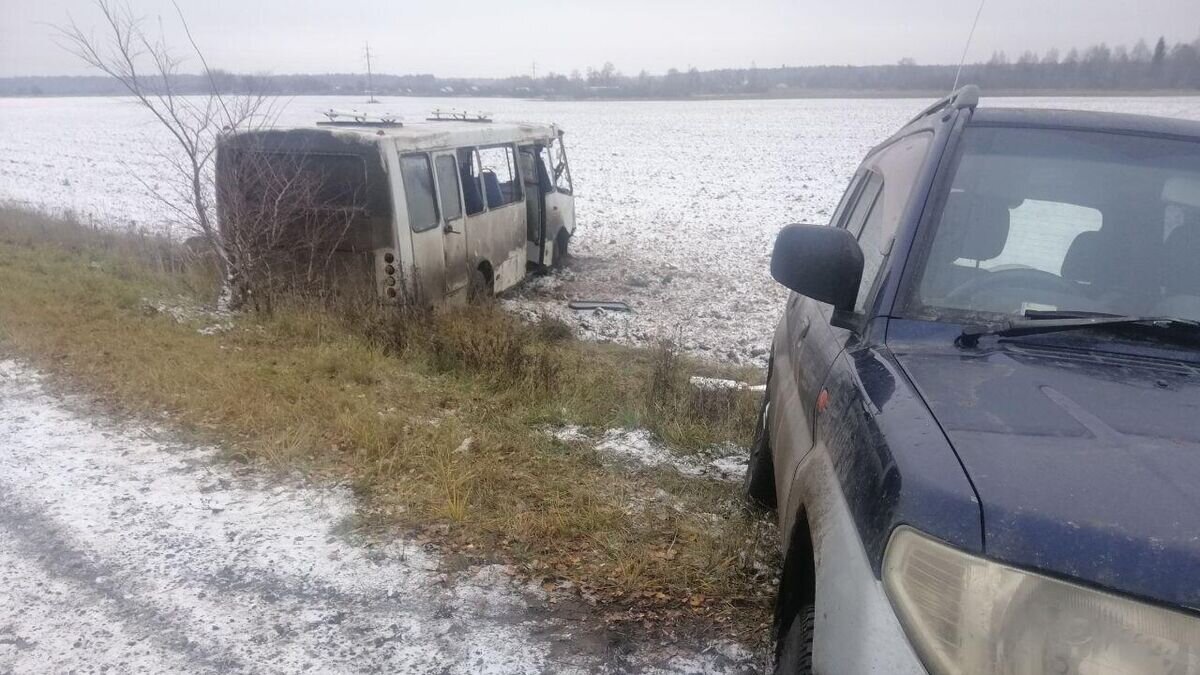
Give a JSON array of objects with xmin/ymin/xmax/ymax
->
[{"xmin": 2, "ymin": 0, "xmax": 1198, "ymax": 79}]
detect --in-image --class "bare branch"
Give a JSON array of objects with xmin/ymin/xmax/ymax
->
[
  {"xmin": 54, "ymin": 0, "xmax": 291, "ymax": 310},
  {"xmin": 173, "ymin": 0, "xmax": 235, "ymax": 126}
]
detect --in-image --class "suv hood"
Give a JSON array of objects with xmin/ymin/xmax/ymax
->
[{"xmin": 894, "ymin": 338, "xmax": 1200, "ymax": 611}]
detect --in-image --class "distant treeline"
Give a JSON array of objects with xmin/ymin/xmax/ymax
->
[{"xmin": 4, "ymin": 34, "xmax": 1199, "ymax": 99}]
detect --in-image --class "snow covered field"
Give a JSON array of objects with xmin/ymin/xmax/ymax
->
[{"xmin": 3, "ymin": 94, "xmax": 1199, "ymax": 364}]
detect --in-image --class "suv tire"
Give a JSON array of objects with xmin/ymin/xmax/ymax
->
[
  {"xmin": 744, "ymin": 390, "xmax": 777, "ymax": 509},
  {"xmin": 775, "ymin": 603, "xmax": 816, "ymax": 674}
]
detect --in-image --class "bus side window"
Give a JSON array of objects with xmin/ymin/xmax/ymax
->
[
  {"xmin": 399, "ymin": 153, "xmax": 439, "ymax": 232},
  {"xmin": 538, "ymin": 148, "xmax": 554, "ymax": 194},
  {"xmin": 457, "ymin": 147, "xmax": 484, "ymax": 216},
  {"xmin": 434, "ymin": 155, "xmax": 462, "ymax": 222},
  {"xmin": 478, "ymin": 145, "xmax": 522, "ymax": 208}
]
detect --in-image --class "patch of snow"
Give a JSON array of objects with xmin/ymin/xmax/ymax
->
[
  {"xmin": 708, "ymin": 454, "xmax": 751, "ymax": 482},
  {"xmin": 0, "ymin": 360, "xmax": 756, "ymax": 673},
  {"xmin": 622, "ymin": 488, "xmax": 688, "ymax": 517},
  {"xmin": 197, "ymin": 322, "xmax": 233, "ymax": 336},
  {"xmin": 552, "ymin": 425, "xmax": 746, "ymax": 483},
  {"xmin": 597, "ymin": 428, "xmax": 710, "ymax": 477},
  {"xmin": 143, "ymin": 295, "xmax": 233, "ymax": 335},
  {"xmin": 548, "ymin": 424, "xmax": 590, "ymax": 443}
]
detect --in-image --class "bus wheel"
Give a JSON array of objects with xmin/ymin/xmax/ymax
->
[
  {"xmin": 552, "ymin": 232, "xmax": 570, "ymax": 269},
  {"xmin": 469, "ymin": 265, "xmax": 493, "ymax": 303}
]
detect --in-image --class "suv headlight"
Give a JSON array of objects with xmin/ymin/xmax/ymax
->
[{"xmin": 883, "ymin": 527, "xmax": 1200, "ymax": 674}]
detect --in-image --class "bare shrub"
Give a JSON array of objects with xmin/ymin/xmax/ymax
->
[
  {"xmin": 354, "ymin": 301, "xmax": 433, "ymax": 357},
  {"xmin": 687, "ymin": 385, "xmax": 756, "ymax": 435},
  {"xmin": 534, "ymin": 315, "xmax": 575, "ymax": 343},
  {"xmin": 425, "ymin": 305, "xmax": 563, "ymax": 391},
  {"xmin": 55, "ymin": 0, "xmax": 288, "ymax": 309},
  {"xmin": 642, "ymin": 335, "xmax": 759, "ymax": 449},
  {"xmin": 645, "ymin": 337, "xmax": 686, "ymax": 416},
  {"xmin": 216, "ymin": 146, "xmax": 371, "ymax": 311}
]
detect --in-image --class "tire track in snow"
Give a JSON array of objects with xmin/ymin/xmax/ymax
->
[{"xmin": 0, "ymin": 481, "xmax": 248, "ymax": 672}]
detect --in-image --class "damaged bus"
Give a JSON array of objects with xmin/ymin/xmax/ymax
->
[{"xmin": 215, "ymin": 111, "xmax": 575, "ymax": 303}]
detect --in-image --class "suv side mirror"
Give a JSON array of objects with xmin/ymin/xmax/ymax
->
[{"xmin": 770, "ymin": 224, "xmax": 864, "ymax": 312}]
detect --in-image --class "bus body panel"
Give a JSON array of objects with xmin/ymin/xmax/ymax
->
[{"xmin": 217, "ymin": 119, "xmax": 574, "ymax": 305}]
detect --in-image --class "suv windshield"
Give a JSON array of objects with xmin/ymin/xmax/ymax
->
[{"xmin": 912, "ymin": 125, "xmax": 1200, "ymax": 325}]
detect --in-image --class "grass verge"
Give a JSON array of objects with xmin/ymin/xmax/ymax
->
[{"xmin": 0, "ymin": 205, "xmax": 777, "ymax": 637}]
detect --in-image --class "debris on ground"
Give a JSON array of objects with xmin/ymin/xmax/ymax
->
[
  {"xmin": 689, "ymin": 376, "xmax": 767, "ymax": 393},
  {"xmin": 568, "ymin": 299, "xmax": 633, "ymax": 312}
]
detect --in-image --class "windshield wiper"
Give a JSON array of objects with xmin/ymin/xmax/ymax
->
[
  {"xmin": 1021, "ymin": 309, "xmax": 1126, "ymax": 320},
  {"xmin": 957, "ymin": 313, "xmax": 1200, "ymax": 348}
]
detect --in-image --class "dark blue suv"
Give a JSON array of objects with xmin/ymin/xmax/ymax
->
[{"xmin": 746, "ymin": 86, "xmax": 1200, "ymax": 674}]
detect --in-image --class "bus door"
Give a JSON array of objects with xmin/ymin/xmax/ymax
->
[
  {"xmin": 543, "ymin": 134, "xmax": 575, "ymax": 264},
  {"xmin": 433, "ymin": 151, "xmax": 469, "ymax": 295},
  {"xmin": 518, "ymin": 145, "xmax": 548, "ymax": 264}
]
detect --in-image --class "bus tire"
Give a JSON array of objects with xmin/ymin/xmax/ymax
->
[
  {"xmin": 552, "ymin": 231, "xmax": 570, "ymax": 269},
  {"xmin": 469, "ymin": 265, "xmax": 493, "ymax": 303}
]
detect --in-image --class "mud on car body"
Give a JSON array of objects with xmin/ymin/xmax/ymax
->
[{"xmin": 747, "ymin": 86, "xmax": 1200, "ymax": 674}]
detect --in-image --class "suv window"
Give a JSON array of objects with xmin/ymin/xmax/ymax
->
[
  {"xmin": 843, "ymin": 172, "xmax": 883, "ymax": 238},
  {"xmin": 400, "ymin": 153, "xmax": 439, "ymax": 232},
  {"xmin": 854, "ymin": 132, "xmax": 933, "ymax": 312},
  {"xmin": 961, "ymin": 199, "xmax": 1102, "ymax": 274},
  {"xmin": 830, "ymin": 171, "xmax": 865, "ymax": 228},
  {"xmin": 912, "ymin": 126, "xmax": 1200, "ymax": 321}
]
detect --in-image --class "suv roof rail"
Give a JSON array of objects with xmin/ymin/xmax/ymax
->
[{"xmin": 906, "ymin": 85, "xmax": 980, "ymax": 126}]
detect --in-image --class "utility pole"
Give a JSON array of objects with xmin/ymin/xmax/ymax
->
[{"xmin": 365, "ymin": 42, "xmax": 379, "ymax": 103}]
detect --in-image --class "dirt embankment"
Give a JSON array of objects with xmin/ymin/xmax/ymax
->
[{"xmin": 0, "ymin": 206, "xmax": 778, "ymax": 671}]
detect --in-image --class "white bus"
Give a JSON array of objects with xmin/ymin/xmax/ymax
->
[{"xmin": 216, "ymin": 111, "xmax": 575, "ymax": 303}]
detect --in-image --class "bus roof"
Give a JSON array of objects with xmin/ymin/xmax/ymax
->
[{"xmin": 227, "ymin": 120, "xmax": 564, "ymax": 154}]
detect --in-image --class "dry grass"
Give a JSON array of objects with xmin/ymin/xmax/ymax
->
[{"xmin": 0, "ymin": 205, "xmax": 776, "ymax": 636}]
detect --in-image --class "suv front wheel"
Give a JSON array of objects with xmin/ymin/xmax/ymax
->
[
  {"xmin": 775, "ymin": 603, "xmax": 816, "ymax": 673},
  {"xmin": 744, "ymin": 375, "xmax": 777, "ymax": 509}
]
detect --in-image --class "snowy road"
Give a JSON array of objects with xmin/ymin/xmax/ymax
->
[{"xmin": 0, "ymin": 360, "xmax": 755, "ymax": 675}]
